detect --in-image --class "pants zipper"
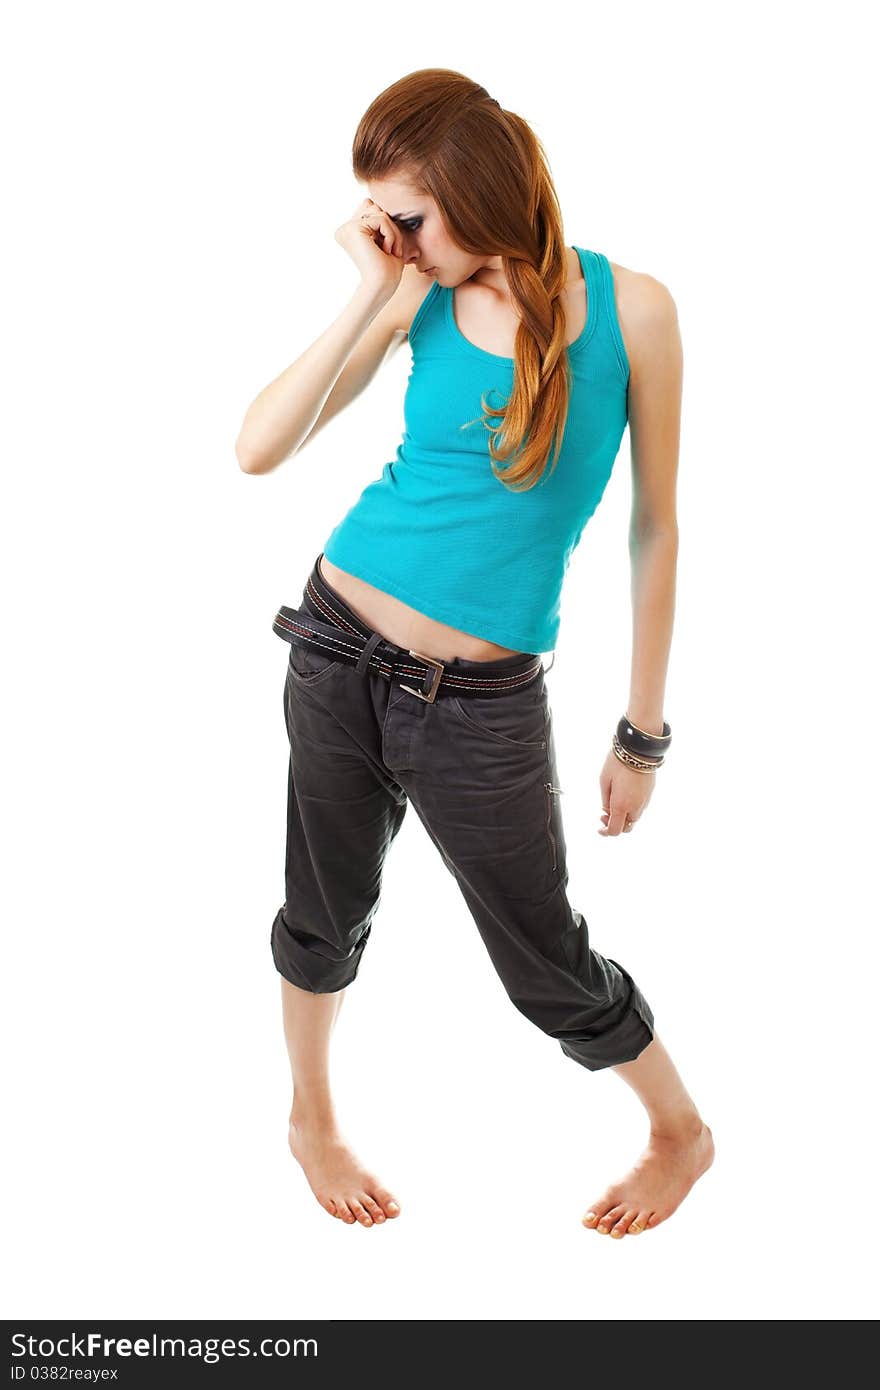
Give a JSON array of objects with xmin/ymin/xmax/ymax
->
[{"xmin": 544, "ymin": 782, "xmax": 563, "ymax": 872}]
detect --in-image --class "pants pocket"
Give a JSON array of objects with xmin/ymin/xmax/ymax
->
[
  {"xmin": 447, "ymin": 685, "xmax": 547, "ymax": 749},
  {"xmin": 287, "ymin": 641, "xmax": 341, "ymax": 688}
]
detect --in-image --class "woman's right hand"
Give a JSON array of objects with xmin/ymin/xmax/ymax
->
[{"xmin": 335, "ymin": 198, "xmax": 405, "ymax": 297}]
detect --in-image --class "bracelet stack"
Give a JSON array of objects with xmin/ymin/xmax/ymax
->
[{"xmin": 612, "ymin": 715, "xmax": 671, "ymax": 774}]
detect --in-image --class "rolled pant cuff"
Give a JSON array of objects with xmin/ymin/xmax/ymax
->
[
  {"xmin": 558, "ymin": 959, "xmax": 656, "ymax": 1072},
  {"xmin": 270, "ymin": 908, "xmax": 368, "ymax": 994}
]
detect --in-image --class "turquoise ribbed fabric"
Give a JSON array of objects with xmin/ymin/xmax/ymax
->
[{"xmin": 322, "ymin": 247, "xmax": 630, "ymax": 654}]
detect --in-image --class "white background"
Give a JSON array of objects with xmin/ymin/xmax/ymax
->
[{"xmin": 3, "ymin": 0, "xmax": 877, "ymax": 1322}]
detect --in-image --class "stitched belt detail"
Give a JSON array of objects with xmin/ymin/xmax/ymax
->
[
  {"xmin": 303, "ymin": 574, "xmax": 365, "ymax": 637},
  {"xmin": 272, "ymin": 606, "xmax": 542, "ymax": 698}
]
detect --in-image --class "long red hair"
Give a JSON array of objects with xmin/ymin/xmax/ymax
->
[{"xmin": 352, "ymin": 68, "xmax": 572, "ymax": 492}]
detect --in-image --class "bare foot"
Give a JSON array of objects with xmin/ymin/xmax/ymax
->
[
  {"xmin": 582, "ymin": 1118, "xmax": 714, "ymax": 1238},
  {"xmin": 288, "ymin": 1117, "xmax": 401, "ymax": 1227}
]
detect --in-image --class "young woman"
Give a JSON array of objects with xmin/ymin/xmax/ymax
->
[{"xmin": 237, "ymin": 69, "xmax": 714, "ymax": 1237}]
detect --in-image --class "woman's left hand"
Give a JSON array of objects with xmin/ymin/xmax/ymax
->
[{"xmin": 598, "ymin": 747, "xmax": 656, "ymax": 836}]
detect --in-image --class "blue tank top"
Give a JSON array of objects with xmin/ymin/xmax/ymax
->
[{"xmin": 322, "ymin": 246, "xmax": 630, "ymax": 654}]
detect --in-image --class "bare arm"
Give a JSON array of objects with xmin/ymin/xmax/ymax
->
[
  {"xmin": 622, "ymin": 273, "xmax": 683, "ymax": 735},
  {"xmin": 235, "ymin": 280, "xmax": 398, "ymax": 475},
  {"xmin": 597, "ymin": 268, "xmax": 682, "ymax": 837},
  {"xmin": 236, "ymin": 192, "xmax": 435, "ymax": 475}
]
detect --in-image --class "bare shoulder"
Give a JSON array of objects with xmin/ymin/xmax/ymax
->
[
  {"xmin": 606, "ymin": 260, "xmax": 680, "ymax": 372},
  {"xmin": 388, "ymin": 263, "xmax": 438, "ymax": 337}
]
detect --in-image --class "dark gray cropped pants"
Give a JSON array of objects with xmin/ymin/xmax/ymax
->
[{"xmin": 270, "ymin": 558, "xmax": 655, "ymax": 1072}]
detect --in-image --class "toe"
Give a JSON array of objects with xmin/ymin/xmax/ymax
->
[
  {"xmin": 596, "ymin": 1204, "xmax": 627, "ymax": 1235},
  {"xmin": 361, "ymin": 1195, "xmax": 386, "ymax": 1224},
  {"xmin": 336, "ymin": 1202, "xmax": 357, "ymax": 1225},
  {"xmin": 348, "ymin": 1199, "xmax": 374, "ymax": 1227},
  {"xmin": 583, "ymin": 1197, "xmax": 615, "ymax": 1228},
  {"xmin": 610, "ymin": 1209, "xmax": 639, "ymax": 1239},
  {"xmin": 376, "ymin": 1191, "xmax": 401, "ymax": 1218},
  {"xmin": 628, "ymin": 1211, "xmax": 650, "ymax": 1234}
]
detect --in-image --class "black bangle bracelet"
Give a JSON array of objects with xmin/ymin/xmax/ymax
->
[{"xmin": 617, "ymin": 715, "xmax": 672, "ymax": 759}]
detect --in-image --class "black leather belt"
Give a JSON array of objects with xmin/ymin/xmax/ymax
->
[{"xmin": 272, "ymin": 590, "xmax": 544, "ymax": 705}]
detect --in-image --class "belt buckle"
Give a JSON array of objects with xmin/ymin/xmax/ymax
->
[{"xmin": 400, "ymin": 650, "xmax": 445, "ymax": 703}]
